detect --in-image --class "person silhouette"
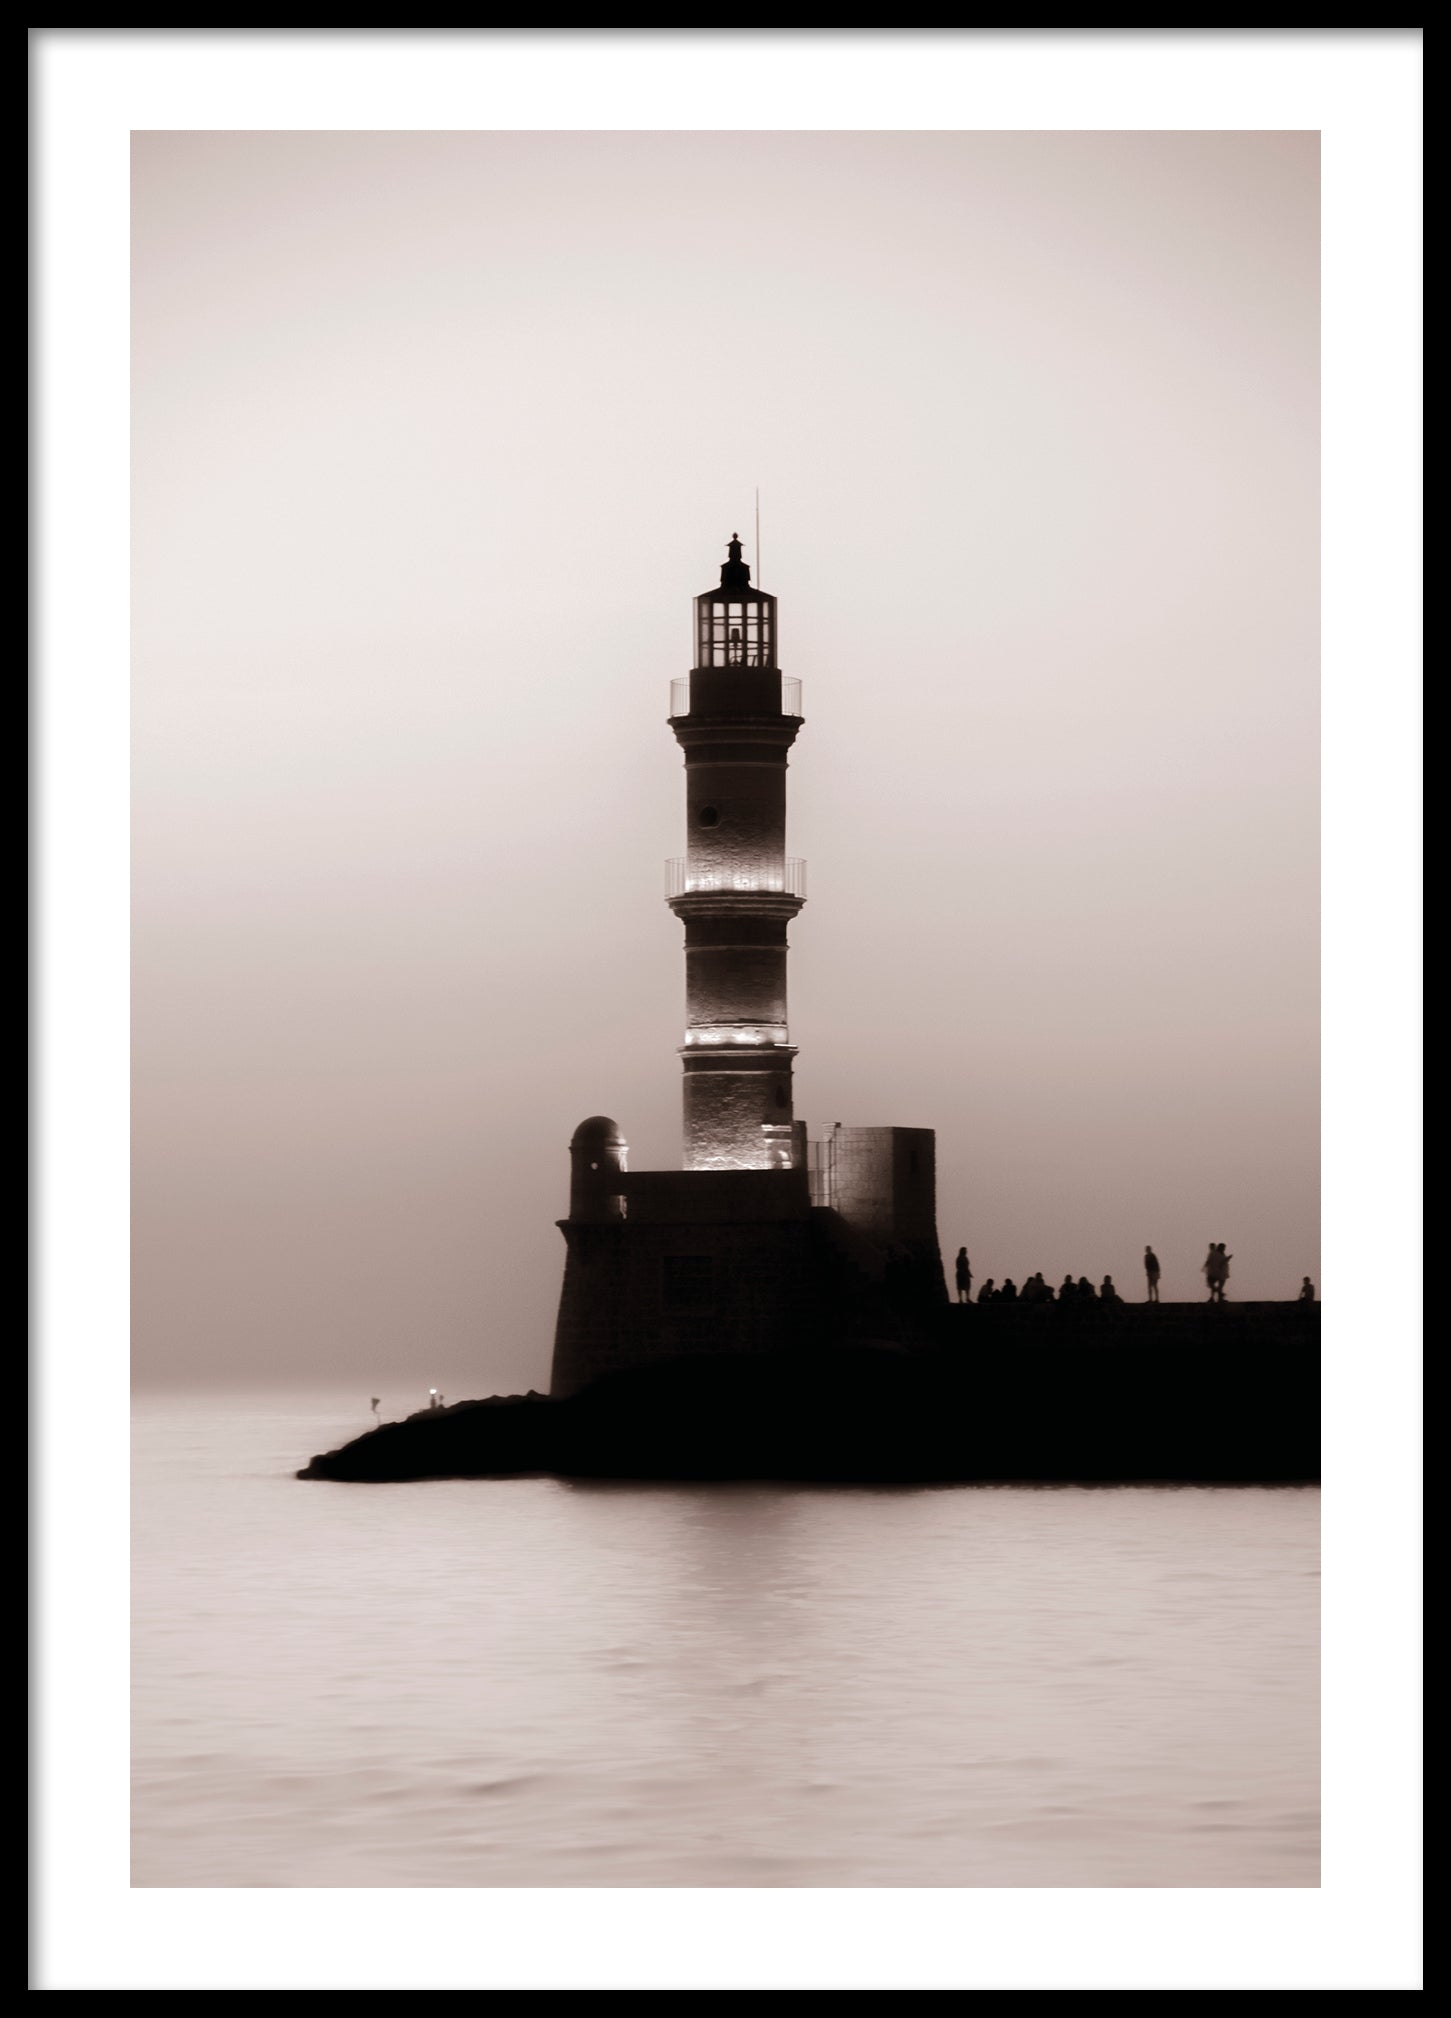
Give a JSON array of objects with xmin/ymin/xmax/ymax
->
[
  {"xmin": 954, "ymin": 1246, "xmax": 972, "ymax": 1304},
  {"xmin": 1144, "ymin": 1246, "xmax": 1161, "ymax": 1303},
  {"xmin": 999, "ymin": 1277, "xmax": 1018, "ymax": 1303},
  {"xmin": 977, "ymin": 1278, "xmax": 996, "ymax": 1304},
  {"xmin": 1077, "ymin": 1276, "xmax": 1096, "ymax": 1302},
  {"xmin": 1100, "ymin": 1275, "xmax": 1120, "ymax": 1304},
  {"xmin": 1060, "ymin": 1273, "xmax": 1075, "ymax": 1303},
  {"xmin": 370, "ymin": 1396, "xmax": 380, "ymax": 1421},
  {"xmin": 1298, "ymin": 1275, "xmax": 1316, "ymax": 1303},
  {"xmin": 1204, "ymin": 1244, "xmax": 1231, "ymax": 1303}
]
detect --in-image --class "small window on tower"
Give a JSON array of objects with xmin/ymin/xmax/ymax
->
[{"xmin": 698, "ymin": 805, "xmax": 720, "ymax": 828}]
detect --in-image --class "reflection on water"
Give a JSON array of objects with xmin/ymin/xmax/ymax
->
[{"xmin": 132, "ymin": 1393, "xmax": 1319, "ymax": 1887}]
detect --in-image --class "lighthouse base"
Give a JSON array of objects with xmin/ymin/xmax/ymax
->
[{"xmin": 549, "ymin": 1151, "xmax": 946, "ymax": 1398}]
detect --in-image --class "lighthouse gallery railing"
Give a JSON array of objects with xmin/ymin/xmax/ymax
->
[
  {"xmin": 665, "ymin": 858, "xmax": 807, "ymax": 900},
  {"xmin": 669, "ymin": 675, "xmax": 803, "ymax": 719}
]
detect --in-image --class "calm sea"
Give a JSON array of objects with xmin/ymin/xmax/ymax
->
[{"xmin": 132, "ymin": 1390, "xmax": 1319, "ymax": 1888}]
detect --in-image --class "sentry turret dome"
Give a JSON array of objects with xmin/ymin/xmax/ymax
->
[
  {"xmin": 570, "ymin": 1116, "xmax": 627, "ymax": 1150},
  {"xmin": 567, "ymin": 1116, "xmax": 628, "ymax": 1223}
]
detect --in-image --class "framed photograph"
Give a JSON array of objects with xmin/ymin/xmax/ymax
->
[{"xmin": 33, "ymin": 27, "xmax": 1421, "ymax": 1995}]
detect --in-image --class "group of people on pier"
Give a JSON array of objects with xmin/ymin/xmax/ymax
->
[
  {"xmin": 963, "ymin": 1268, "xmax": 1124, "ymax": 1307},
  {"xmin": 952, "ymin": 1245, "xmax": 1317, "ymax": 1306}
]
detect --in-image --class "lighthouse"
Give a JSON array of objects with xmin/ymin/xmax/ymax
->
[
  {"xmin": 668, "ymin": 536, "xmax": 805, "ymax": 1172},
  {"xmin": 548, "ymin": 535, "xmax": 945, "ymax": 1398}
]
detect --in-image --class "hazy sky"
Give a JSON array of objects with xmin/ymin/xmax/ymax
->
[{"xmin": 132, "ymin": 130, "xmax": 1319, "ymax": 1390}]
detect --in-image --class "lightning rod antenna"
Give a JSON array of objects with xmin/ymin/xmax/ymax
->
[{"xmin": 755, "ymin": 488, "xmax": 761, "ymax": 589}]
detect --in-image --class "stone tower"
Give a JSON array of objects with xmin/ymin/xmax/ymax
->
[
  {"xmin": 547, "ymin": 535, "xmax": 946, "ymax": 1399},
  {"xmin": 667, "ymin": 536, "xmax": 806, "ymax": 1171}
]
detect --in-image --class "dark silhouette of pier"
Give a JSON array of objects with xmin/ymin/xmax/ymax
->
[{"xmin": 300, "ymin": 1298, "xmax": 1320, "ymax": 1487}]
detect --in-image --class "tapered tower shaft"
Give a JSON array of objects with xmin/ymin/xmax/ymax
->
[{"xmin": 666, "ymin": 537, "xmax": 805, "ymax": 1171}]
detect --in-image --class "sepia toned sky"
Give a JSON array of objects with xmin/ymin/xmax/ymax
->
[{"xmin": 132, "ymin": 130, "xmax": 1319, "ymax": 1389}]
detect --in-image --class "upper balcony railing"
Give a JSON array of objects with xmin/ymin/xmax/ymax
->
[
  {"xmin": 669, "ymin": 674, "xmax": 803, "ymax": 720},
  {"xmin": 666, "ymin": 857, "xmax": 807, "ymax": 900}
]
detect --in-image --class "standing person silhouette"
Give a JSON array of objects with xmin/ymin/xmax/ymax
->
[
  {"xmin": 1144, "ymin": 1246, "xmax": 1161, "ymax": 1303},
  {"xmin": 370, "ymin": 1396, "xmax": 380, "ymax": 1421},
  {"xmin": 1204, "ymin": 1244, "xmax": 1231, "ymax": 1303},
  {"xmin": 954, "ymin": 1246, "xmax": 972, "ymax": 1304}
]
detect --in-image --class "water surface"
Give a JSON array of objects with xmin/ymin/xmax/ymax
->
[{"xmin": 132, "ymin": 1391, "xmax": 1319, "ymax": 1886}]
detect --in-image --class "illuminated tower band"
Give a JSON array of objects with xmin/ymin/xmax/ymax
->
[{"xmin": 666, "ymin": 536, "xmax": 806, "ymax": 1171}]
